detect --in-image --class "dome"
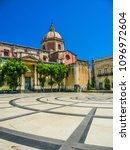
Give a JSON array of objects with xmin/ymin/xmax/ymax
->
[
  {"xmin": 43, "ymin": 23, "xmax": 62, "ymax": 41},
  {"xmin": 44, "ymin": 31, "xmax": 62, "ymax": 39},
  {"xmin": 41, "ymin": 23, "xmax": 64, "ymax": 51}
]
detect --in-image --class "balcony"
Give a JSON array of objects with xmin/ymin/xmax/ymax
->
[{"xmin": 97, "ymin": 72, "xmax": 113, "ymax": 77}]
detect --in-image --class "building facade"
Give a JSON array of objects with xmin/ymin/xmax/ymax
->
[
  {"xmin": 0, "ymin": 23, "xmax": 90, "ymax": 91},
  {"xmin": 92, "ymin": 56, "xmax": 113, "ymax": 90}
]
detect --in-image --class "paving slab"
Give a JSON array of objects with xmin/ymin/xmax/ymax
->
[
  {"xmin": 0, "ymin": 112, "xmax": 84, "ymax": 140},
  {"xmin": 0, "ymin": 107, "xmax": 33, "ymax": 119},
  {"xmin": 22, "ymin": 103, "xmax": 59, "ymax": 110},
  {"xmin": 0, "ymin": 139, "xmax": 37, "ymax": 150},
  {"xmin": 75, "ymin": 103, "xmax": 112, "ymax": 108},
  {"xmin": 85, "ymin": 118, "xmax": 113, "ymax": 147},
  {"xmin": 16, "ymin": 101, "xmax": 39, "ymax": 104},
  {"xmin": 95, "ymin": 108, "xmax": 113, "ymax": 117},
  {"xmin": 50, "ymin": 106, "xmax": 92, "ymax": 115}
]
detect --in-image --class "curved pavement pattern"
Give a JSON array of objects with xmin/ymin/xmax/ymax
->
[{"xmin": 0, "ymin": 93, "xmax": 113, "ymax": 150}]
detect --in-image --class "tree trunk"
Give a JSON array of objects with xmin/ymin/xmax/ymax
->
[{"xmin": 58, "ymin": 82, "xmax": 61, "ymax": 92}]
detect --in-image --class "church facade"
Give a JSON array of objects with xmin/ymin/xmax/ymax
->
[{"xmin": 0, "ymin": 24, "xmax": 90, "ymax": 91}]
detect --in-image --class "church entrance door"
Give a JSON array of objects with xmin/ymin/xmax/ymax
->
[{"xmin": 25, "ymin": 77, "xmax": 31, "ymax": 90}]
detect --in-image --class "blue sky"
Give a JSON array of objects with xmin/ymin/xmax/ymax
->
[{"xmin": 0, "ymin": 0, "xmax": 113, "ymax": 62}]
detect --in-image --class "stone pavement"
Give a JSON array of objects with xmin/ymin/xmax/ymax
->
[{"xmin": 0, "ymin": 93, "xmax": 113, "ymax": 150}]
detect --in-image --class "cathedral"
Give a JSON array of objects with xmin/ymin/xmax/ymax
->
[{"xmin": 0, "ymin": 23, "xmax": 90, "ymax": 92}]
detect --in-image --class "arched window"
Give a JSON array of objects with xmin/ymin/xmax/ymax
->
[
  {"xmin": 58, "ymin": 44, "xmax": 61, "ymax": 50},
  {"xmin": 4, "ymin": 50, "xmax": 9, "ymax": 56},
  {"xmin": 43, "ymin": 56, "xmax": 47, "ymax": 61},
  {"xmin": 66, "ymin": 54, "xmax": 70, "ymax": 60},
  {"xmin": 42, "ymin": 45, "xmax": 45, "ymax": 49}
]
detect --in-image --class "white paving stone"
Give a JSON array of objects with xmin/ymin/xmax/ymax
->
[
  {"xmin": 0, "ymin": 108, "xmax": 33, "ymax": 119},
  {"xmin": 0, "ymin": 112, "xmax": 83, "ymax": 140},
  {"xmin": 74, "ymin": 102, "xmax": 112, "ymax": 108},
  {"xmin": 85, "ymin": 118, "xmax": 113, "ymax": 147},
  {"xmin": 50, "ymin": 106, "xmax": 91, "ymax": 114},
  {"xmin": 95, "ymin": 108, "xmax": 113, "ymax": 116}
]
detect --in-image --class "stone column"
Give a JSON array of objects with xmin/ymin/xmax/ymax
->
[
  {"xmin": 20, "ymin": 74, "xmax": 25, "ymax": 91},
  {"xmin": 37, "ymin": 73, "xmax": 40, "ymax": 86},
  {"xmin": 37, "ymin": 73, "xmax": 41, "ymax": 90},
  {"xmin": 34, "ymin": 65, "xmax": 38, "ymax": 90},
  {"xmin": 34, "ymin": 65, "xmax": 37, "ymax": 85}
]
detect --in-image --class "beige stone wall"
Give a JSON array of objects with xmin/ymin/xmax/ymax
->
[
  {"xmin": 93, "ymin": 56, "xmax": 113, "ymax": 89},
  {"xmin": 77, "ymin": 62, "xmax": 89, "ymax": 88},
  {"xmin": 66, "ymin": 60, "xmax": 90, "ymax": 90},
  {"xmin": 65, "ymin": 64, "xmax": 75, "ymax": 89}
]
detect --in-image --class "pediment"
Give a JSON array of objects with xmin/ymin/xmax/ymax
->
[{"xmin": 21, "ymin": 55, "xmax": 39, "ymax": 62}]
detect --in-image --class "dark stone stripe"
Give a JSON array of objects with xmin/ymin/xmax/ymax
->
[
  {"xmin": 0, "ymin": 112, "xmax": 37, "ymax": 122},
  {"xmin": 37, "ymin": 97, "xmax": 112, "ymax": 109},
  {"xmin": 55, "ymin": 97, "xmax": 75, "ymax": 102},
  {"xmin": 37, "ymin": 97, "xmax": 64, "ymax": 106},
  {"xmin": 94, "ymin": 115, "xmax": 113, "ymax": 119},
  {"xmin": 9, "ymin": 99, "xmax": 41, "ymax": 111},
  {"xmin": 72, "ymin": 143, "xmax": 113, "ymax": 150},
  {"xmin": 9, "ymin": 98, "xmax": 86, "ymax": 117},
  {"xmin": 73, "ymin": 106, "xmax": 112, "ymax": 109},
  {"xmin": 59, "ymin": 108, "xmax": 96, "ymax": 150},
  {"xmin": 44, "ymin": 110, "xmax": 86, "ymax": 117},
  {"xmin": 9, "ymin": 97, "xmax": 86, "ymax": 117},
  {"xmin": 0, "ymin": 127, "xmax": 63, "ymax": 150},
  {"xmin": 7, "ymin": 97, "xmax": 112, "ymax": 121}
]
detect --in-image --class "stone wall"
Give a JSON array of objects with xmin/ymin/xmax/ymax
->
[{"xmin": 66, "ymin": 60, "xmax": 90, "ymax": 91}]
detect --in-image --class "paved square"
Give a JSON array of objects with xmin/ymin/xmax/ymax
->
[{"xmin": 0, "ymin": 93, "xmax": 113, "ymax": 150}]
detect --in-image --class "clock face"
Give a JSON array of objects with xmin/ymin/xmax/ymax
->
[{"xmin": 66, "ymin": 54, "xmax": 70, "ymax": 60}]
